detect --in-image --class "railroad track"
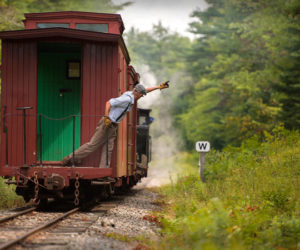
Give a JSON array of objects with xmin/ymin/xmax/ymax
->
[
  {"xmin": 0, "ymin": 207, "xmax": 36, "ymax": 224},
  {"xmin": 0, "ymin": 200, "xmax": 119, "ymax": 250}
]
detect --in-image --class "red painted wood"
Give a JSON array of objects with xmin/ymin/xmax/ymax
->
[
  {"xmin": 23, "ymin": 11, "xmax": 125, "ymax": 34},
  {"xmin": 127, "ymin": 66, "xmax": 138, "ymax": 175},
  {"xmin": 0, "ymin": 28, "xmax": 119, "ymax": 42},
  {"xmin": 0, "ymin": 41, "xmax": 8, "ymax": 168},
  {"xmin": 81, "ymin": 42, "xmax": 119, "ymax": 169},
  {"xmin": 0, "ymin": 41, "xmax": 37, "ymax": 168},
  {"xmin": 111, "ymin": 43, "xmax": 118, "ymax": 177},
  {"xmin": 0, "ymin": 166, "xmax": 113, "ymax": 182}
]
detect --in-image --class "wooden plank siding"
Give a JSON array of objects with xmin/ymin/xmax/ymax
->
[
  {"xmin": 116, "ymin": 46, "xmax": 129, "ymax": 177},
  {"xmin": 0, "ymin": 40, "xmax": 37, "ymax": 167},
  {"xmin": 127, "ymin": 67, "xmax": 137, "ymax": 176},
  {"xmin": 80, "ymin": 42, "xmax": 119, "ymax": 170}
]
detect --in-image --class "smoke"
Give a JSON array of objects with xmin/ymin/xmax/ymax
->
[
  {"xmin": 134, "ymin": 65, "xmax": 183, "ymax": 188},
  {"xmin": 135, "ymin": 64, "xmax": 160, "ymax": 108}
]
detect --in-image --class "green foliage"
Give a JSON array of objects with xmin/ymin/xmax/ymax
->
[
  {"xmin": 126, "ymin": 0, "xmax": 300, "ymax": 150},
  {"xmin": 179, "ymin": 0, "xmax": 300, "ymax": 149},
  {"xmin": 262, "ymin": 189, "xmax": 291, "ymax": 211},
  {"xmin": 0, "ymin": 177, "xmax": 24, "ymax": 209},
  {"xmin": 125, "ymin": 22, "xmax": 191, "ymax": 80},
  {"xmin": 276, "ymin": 4, "xmax": 300, "ymax": 129},
  {"xmin": 20, "ymin": 0, "xmax": 130, "ymax": 13},
  {"xmin": 158, "ymin": 129, "xmax": 300, "ymax": 249},
  {"xmin": 105, "ymin": 232, "xmax": 153, "ymax": 245}
]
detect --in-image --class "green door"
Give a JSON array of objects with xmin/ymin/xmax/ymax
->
[{"xmin": 37, "ymin": 43, "xmax": 81, "ymax": 161}]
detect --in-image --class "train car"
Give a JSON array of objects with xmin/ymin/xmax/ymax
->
[
  {"xmin": 0, "ymin": 11, "xmax": 151, "ymax": 205},
  {"xmin": 136, "ymin": 109, "xmax": 153, "ymax": 178}
]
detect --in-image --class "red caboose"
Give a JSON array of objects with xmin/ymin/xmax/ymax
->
[{"xmin": 0, "ymin": 11, "xmax": 148, "ymax": 204}]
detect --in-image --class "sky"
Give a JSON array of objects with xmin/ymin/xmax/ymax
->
[{"xmin": 113, "ymin": 0, "xmax": 209, "ymax": 39}]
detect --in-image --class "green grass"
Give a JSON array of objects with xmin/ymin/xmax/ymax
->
[
  {"xmin": 157, "ymin": 126, "xmax": 300, "ymax": 249},
  {"xmin": 0, "ymin": 178, "xmax": 24, "ymax": 209},
  {"xmin": 106, "ymin": 232, "xmax": 153, "ymax": 244}
]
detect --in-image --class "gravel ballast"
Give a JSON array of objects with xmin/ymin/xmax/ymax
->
[
  {"xmin": 65, "ymin": 188, "xmax": 160, "ymax": 249},
  {"xmin": 0, "ymin": 187, "xmax": 161, "ymax": 249}
]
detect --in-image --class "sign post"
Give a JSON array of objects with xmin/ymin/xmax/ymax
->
[{"xmin": 195, "ymin": 141, "xmax": 210, "ymax": 182}]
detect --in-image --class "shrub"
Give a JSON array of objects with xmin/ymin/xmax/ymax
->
[
  {"xmin": 0, "ymin": 178, "xmax": 24, "ymax": 209},
  {"xmin": 158, "ymin": 128, "xmax": 300, "ymax": 249}
]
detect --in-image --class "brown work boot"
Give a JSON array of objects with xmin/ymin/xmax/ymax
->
[{"xmin": 61, "ymin": 156, "xmax": 71, "ymax": 166}]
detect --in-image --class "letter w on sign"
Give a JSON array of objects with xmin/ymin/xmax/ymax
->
[{"xmin": 195, "ymin": 141, "xmax": 210, "ymax": 152}]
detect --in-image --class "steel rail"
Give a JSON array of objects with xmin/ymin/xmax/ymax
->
[
  {"xmin": 0, "ymin": 207, "xmax": 36, "ymax": 224},
  {"xmin": 0, "ymin": 207, "xmax": 79, "ymax": 250}
]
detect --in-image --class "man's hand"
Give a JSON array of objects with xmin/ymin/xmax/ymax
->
[
  {"xmin": 159, "ymin": 81, "xmax": 169, "ymax": 90},
  {"xmin": 104, "ymin": 117, "xmax": 112, "ymax": 128}
]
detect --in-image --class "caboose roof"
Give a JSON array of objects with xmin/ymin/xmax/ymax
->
[
  {"xmin": 23, "ymin": 11, "xmax": 125, "ymax": 34},
  {"xmin": 0, "ymin": 27, "xmax": 130, "ymax": 63},
  {"xmin": 24, "ymin": 11, "xmax": 123, "ymax": 21}
]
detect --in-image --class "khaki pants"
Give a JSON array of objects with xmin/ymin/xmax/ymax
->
[{"xmin": 67, "ymin": 118, "xmax": 117, "ymax": 168}]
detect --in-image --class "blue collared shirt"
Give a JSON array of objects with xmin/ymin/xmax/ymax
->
[{"xmin": 109, "ymin": 91, "xmax": 134, "ymax": 123}]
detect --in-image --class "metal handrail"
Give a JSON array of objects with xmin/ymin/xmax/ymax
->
[
  {"xmin": 2, "ymin": 113, "xmax": 105, "ymax": 119},
  {"xmin": 2, "ymin": 112, "xmax": 109, "ymax": 168},
  {"xmin": 16, "ymin": 107, "xmax": 33, "ymax": 165},
  {"xmin": 3, "ymin": 106, "xmax": 8, "ymax": 166}
]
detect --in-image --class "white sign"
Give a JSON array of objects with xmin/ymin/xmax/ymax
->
[{"xmin": 195, "ymin": 141, "xmax": 210, "ymax": 152}]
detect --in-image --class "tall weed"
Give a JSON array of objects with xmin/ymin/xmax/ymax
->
[{"xmin": 0, "ymin": 178, "xmax": 24, "ymax": 209}]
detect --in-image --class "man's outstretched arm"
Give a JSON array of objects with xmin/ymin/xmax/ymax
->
[
  {"xmin": 146, "ymin": 86, "xmax": 160, "ymax": 93},
  {"xmin": 146, "ymin": 81, "xmax": 169, "ymax": 93}
]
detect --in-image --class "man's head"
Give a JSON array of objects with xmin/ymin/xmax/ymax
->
[{"xmin": 133, "ymin": 84, "xmax": 146, "ymax": 100}]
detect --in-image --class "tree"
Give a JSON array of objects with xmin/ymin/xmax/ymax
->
[
  {"xmin": 179, "ymin": 0, "xmax": 293, "ymax": 149},
  {"xmin": 277, "ymin": 1, "xmax": 300, "ymax": 129},
  {"xmin": 126, "ymin": 22, "xmax": 191, "ymax": 80}
]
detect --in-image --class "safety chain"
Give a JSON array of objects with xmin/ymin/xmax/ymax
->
[
  {"xmin": 33, "ymin": 171, "xmax": 40, "ymax": 206},
  {"xmin": 11, "ymin": 167, "xmax": 47, "ymax": 190},
  {"xmin": 74, "ymin": 173, "xmax": 80, "ymax": 206}
]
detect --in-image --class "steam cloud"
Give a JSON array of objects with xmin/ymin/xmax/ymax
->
[{"xmin": 134, "ymin": 65, "xmax": 182, "ymax": 188}]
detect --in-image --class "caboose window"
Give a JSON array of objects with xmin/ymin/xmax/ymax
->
[
  {"xmin": 75, "ymin": 23, "xmax": 108, "ymax": 33},
  {"xmin": 37, "ymin": 23, "xmax": 69, "ymax": 28},
  {"xmin": 67, "ymin": 61, "xmax": 81, "ymax": 79}
]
